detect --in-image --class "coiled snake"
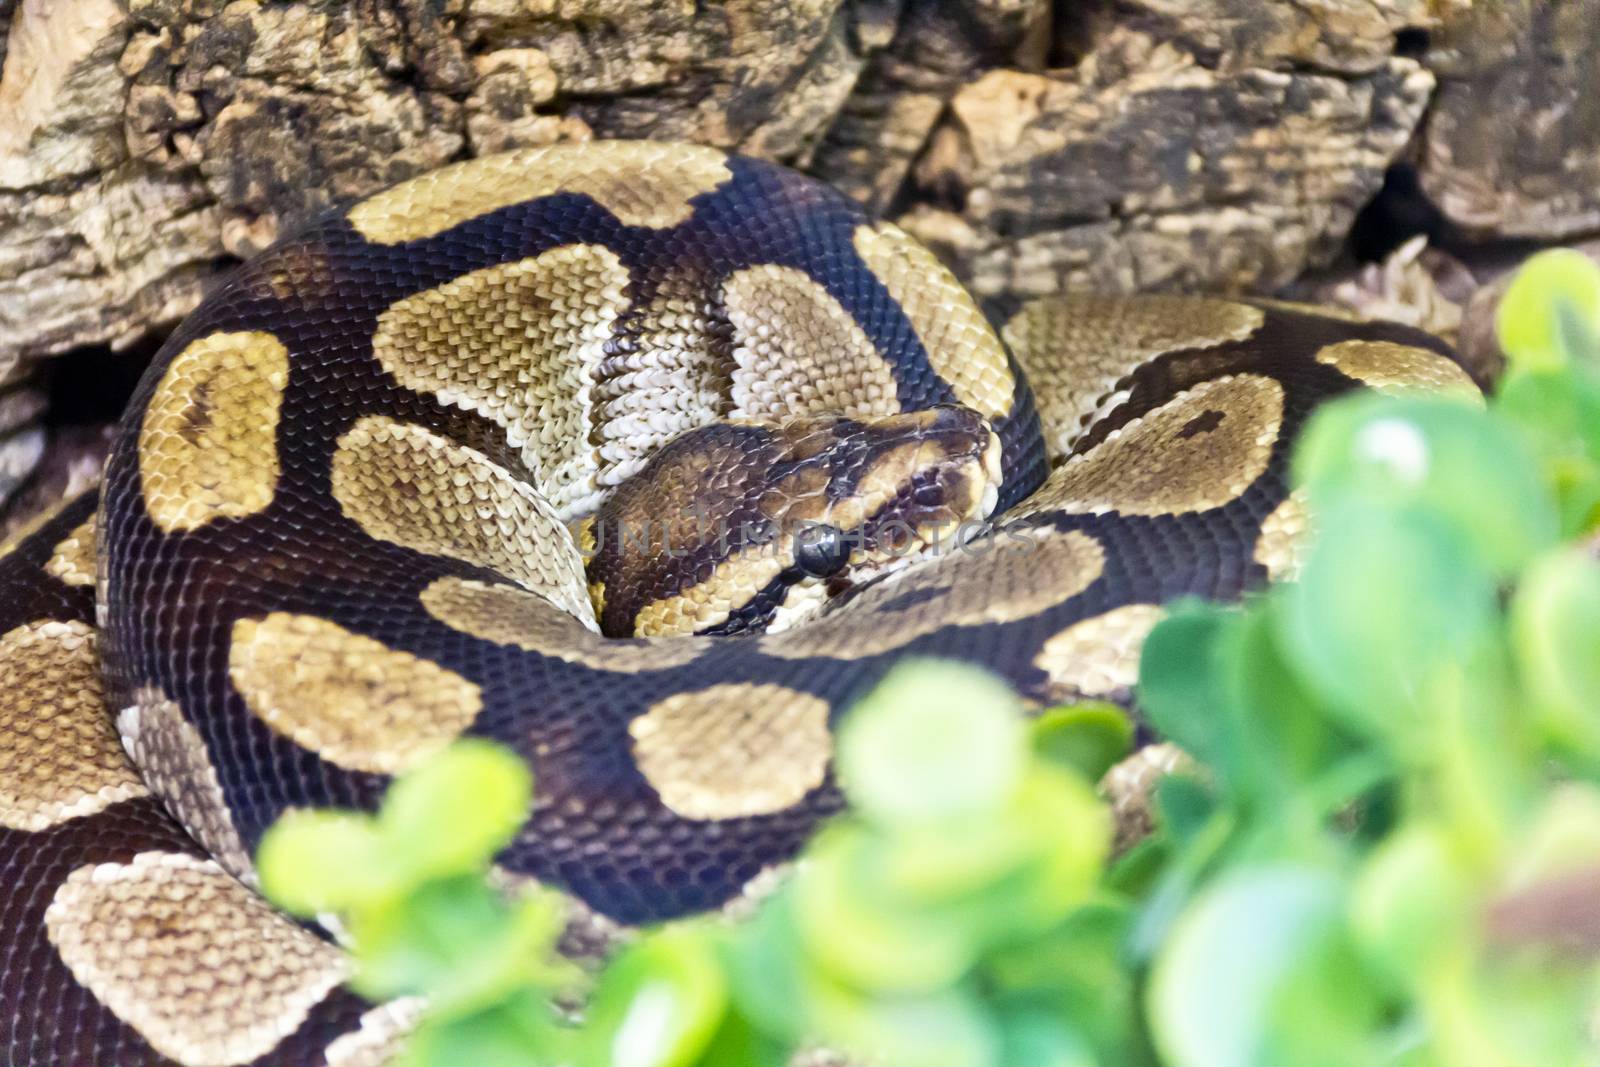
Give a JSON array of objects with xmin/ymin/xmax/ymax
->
[{"xmin": 0, "ymin": 142, "xmax": 1477, "ymax": 1066}]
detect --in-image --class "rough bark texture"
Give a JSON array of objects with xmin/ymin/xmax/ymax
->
[
  {"xmin": 903, "ymin": 44, "xmax": 1433, "ymax": 299},
  {"xmin": 1416, "ymin": 0, "xmax": 1600, "ymax": 240},
  {"xmin": 0, "ymin": 0, "xmax": 1597, "ymax": 508},
  {"xmin": 806, "ymin": 0, "xmax": 1050, "ymax": 213}
]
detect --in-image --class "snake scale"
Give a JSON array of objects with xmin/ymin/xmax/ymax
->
[{"xmin": 0, "ymin": 141, "xmax": 1479, "ymax": 1066}]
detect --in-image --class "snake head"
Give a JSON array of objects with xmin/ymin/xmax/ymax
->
[{"xmin": 586, "ymin": 406, "xmax": 1003, "ymax": 638}]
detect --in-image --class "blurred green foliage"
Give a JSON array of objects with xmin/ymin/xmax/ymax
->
[
  {"xmin": 259, "ymin": 250, "xmax": 1600, "ymax": 1066},
  {"xmin": 259, "ymin": 742, "xmax": 584, "ymax": 1065}
]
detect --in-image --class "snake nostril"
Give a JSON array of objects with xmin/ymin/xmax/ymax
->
[{"xmin": 912, "ymin": 476, "xmax": 946, "ymax": 507}]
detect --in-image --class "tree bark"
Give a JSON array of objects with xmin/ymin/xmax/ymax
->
[{"xmin": 0, "ymin": 0, "xmax": 1596, "ymax": 511}]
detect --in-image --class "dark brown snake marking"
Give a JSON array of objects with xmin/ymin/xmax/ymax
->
[{"xmin": 0, "ymin": 141, "xmax": 1476, "ymax": 1065}]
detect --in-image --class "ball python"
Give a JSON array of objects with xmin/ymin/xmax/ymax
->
[{"xmin": 0, "ymin": 140, "xmax": 1479, "ymax": 1066}]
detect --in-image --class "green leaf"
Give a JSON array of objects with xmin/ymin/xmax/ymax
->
[
  {"xmin": 1496, "ymin": 249, "xmax": 1600, "ymax": 374},
  {"xmin": 256, "ymin": 809, "xmax": 390, "ymax": 915},
  {"xmin": 996, "ymin": 1009, "xmax": 1097, "ymax": 1067},
  {"xmin": 721, "ymin": 887, "xmax": 813, "ymax": 1044},
  {"xmin": 430, "ymin": 891, "xmax": 576, "ymax": 1018},
  {"xmin": 1032, "ymin": 702, "xmax": 1135, "ymax": 782},
  {"xmin": 791, "ymin": 771, "xmax": 1105, "ymax": 996},
  {"xmin": 837, "ymin": 659, "xmax": 1026, "ymax": 827},
  {"xmin": 1415, "ymin": 945, "xmax": 1600, "ymax": 1067},
  {"xmin": 1492, "ymin": 370, "xmax": 1600, "ymax": 537},
  {"xmin": 808, "ymin": 983, "xmax": 1000, "ymax": 1067},
  {"xmin": 396, "ymin": 999, "xmax": 563, "ymax": 1067},
  {"xmin": 1106, "ymin": 834, "xmax": 1169, "ymax": 898},
  {"xmin": 1002, "ymin": 765, "xmax": 1113, "ymax": 914},
  {"xmin": 985, "ymin": 901, "xmax": 1140, "ymax": 1062},
  {"xmin": 1150, "ymin": 867, "xmax": 1366, "ymax": 1067},
  {"xmin": 348, "ymin": 877, "xmax": 522, "ymax": 1002},
  {"xmin": 584, "ymin": 928, "xmax": 731, "ymax": 1067},
  {"xmin": 793, "ymin": 826, "xmax": 986, "ymax": 993},
  {"xmin": 1349, "ymin": 823, "xmax": 1473, "ymax": 989},
  {"xmin": 1294, "ymin": 394, "xmax": 1557, "ymax": 578},
  {"xmin": 1139, "ymin": 598, "xmax": 1351, "ymax": 817},
  {"xmin": 692, "ymin": 1008, "xmax": 791, "ymax": 1067},
  {"xmin": 1509, "ymin": 548, "xmax": 1600, "ymax": 763},
  {"xmin": 868, "ymin": 817, "xmax": 1038, "ymax": 909},
  {"xmin": 1275, "ymin": 503, "xmax": 1499, "ymax": 747},
  {"xmin": 1155, "ymin": 776, "xmax": 1216, "ymax": 845},
  {"xmin": 379, "ymin": 739, "xmax": 533, "ymax": 884},
  {"xmin": 1137, "ymin": 601, "xmax": 1242, "ymax": 776},
  {"xmin": 873, "ymin": 765, "xmax": 1107, "ymax": 913},
  {"xmin": 1219, "ymin": 602, "xmax": 1365, "ymax": 812},
  {"xmin": 1501, "ymin": 783, "xmax": 1600, "ymax": 889}
]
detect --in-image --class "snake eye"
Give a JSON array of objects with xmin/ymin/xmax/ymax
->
[{"xmin": 793, "ymin": 523, "xmax": 852, "ymax": 577}]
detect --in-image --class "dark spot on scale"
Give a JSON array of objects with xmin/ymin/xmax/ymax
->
[
  {"xmin": 1177, "ymin": 409, "xmax": 1224, "ymax": 439},
  {"xmin": 180, "ymin": 380, "xmax": 216, "ymax": 443}
]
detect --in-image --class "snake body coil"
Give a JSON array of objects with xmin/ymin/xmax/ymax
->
[{"xmin": 0, "ymin": 142, "xmax": 1476, "ymax": 1065}]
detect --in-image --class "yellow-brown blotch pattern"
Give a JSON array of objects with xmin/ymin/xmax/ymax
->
[
  {"xmin": 1253, "ymin": 489, "xmax": 1313, "ymax": 583},
  {"xmin": 45, "ymin": 851, "xmax": 348, "ymax": 1067},
  {"xmin": 323, "ymin": 1000, "xmax": 427, "ymax": 1067},
  {"xmin": 117, "ymin": 688, "xmax": 255, "ymax": 881},
  {"xmin": 331, "ymin": 415, "xmax": 594, "ymax": 624},
  {"xmin": 0, "ymin": 620, "xmax": 148, "ymax": 832},
  {"xmin": 761, "ymin": 529, "xmax": 1106, "ymax": 660},
  {"xmin": 632, "ymin": 551, "xmax": 788, "ymax": 638},
  {"xmin": 724, "ymin": 264, "xmax": 901, "ymax": 421},
  {"xmin": 371, "ymin": 244, "xmax": 629, "ymax": 516},
  {"xmin": 629, "ymin": 682, "xmax": 832, "ymax": 820},
  {"xmin": 44, "ymin": 519, "xmax": 96, "ymax": 588},
  {"xmin": 1033, "ymin": 603, "xmax": 1167, "ymax": 702},
  {"xmin": 138, "ymin": 331, "xmax": 289, "ymax": 534},
  {"xmin": 229, "ymin": 612, "xmax": 483, "ymax": 775},
  {"xmin": 853, "ymin": 221, "xmax": 1015, "ymax": 419},
  {"xmin": 348, "ymin": 141, "xmax": 732, "ymax": 243},
  {"xmin": 1015, "ymin": 374, "xmax": 1284, "ymax": 518},
  {"xmin": 1003, "ymin": 295, "xmax": 1265, "ymax": 458},
  {"xmin": 1314, "ymin": 339, "xmax": 1482, "ymax": 402},
  {"xmin": 420, "ymin": 576, "xmax": 712, "ymax": 672}
]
